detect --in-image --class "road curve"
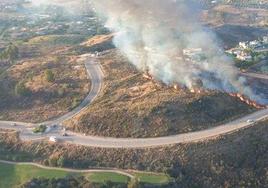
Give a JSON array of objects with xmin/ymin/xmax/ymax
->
[
  {"xmin": 0, "ymin": 160, "xmax": 134, "ymax": 179},
  {"xmin": 0, "ymin": 55, "xmax": 103, "ymax": 127},
  {"xmin": 241, "ymin": 72, "xmax": 268, "ymax": 80},
  {"xmin": 13, "ymin": 108, "xmax": 266, "ymax": 148},
  {"xmin": 42, "ymin": 56, "xmax": 104, "ymax": 125},
  {"xmin": 0, "ymin": 57, "xmax": 268, "ymax": 148}
]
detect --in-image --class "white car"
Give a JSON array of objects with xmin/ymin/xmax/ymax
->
[
  {"xmin": 49, "ymin": 136, "xmax": 58, "ymax": 143},
  {"xmin": 247, "ymin": 119, "xmax": 255, "ymax": 123}
]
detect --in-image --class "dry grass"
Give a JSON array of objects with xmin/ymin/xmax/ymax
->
[
  {"xmin": 65, "ymin": 48, "xmax": 255, "ymax": 138},
  {"xmin": 1, "ymin": 119, "xmax": 268, "ymax": 188},
  {"xmin": 0, "ymin": 48, "xmax": 90, "ymax": 123},
  {"xmin": 201, "ymin": 4, "xmax": 268, "ymax": 27},
  {"xmin": 81, "ymin": 34, "xmax": 114, "ymax": 47}
]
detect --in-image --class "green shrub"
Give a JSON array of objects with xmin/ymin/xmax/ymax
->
[
  {"xmin": 0, "ymin": 43, "xmax": 19, "ymax": 62},
  {"xmin": 15, "ymin": 81, "xmax": 31, "ymax": 97},
  {"xmin": 45, "ymin": 69, "xmax": 55, "ymax": 82},
  {"xmin": 33, "ymin": 125, "xmax": 47, "ymax": 134},
  {"xmin": 57, "ymin": 156, "xmax": 66, "ymax": 167},
  {"xmin": 48, "ymin": 157, "xmax": 58, "ymax": 167},
  {"xmin": 127, "ymin": 178, "xmax": 139, "ymax": 188}
]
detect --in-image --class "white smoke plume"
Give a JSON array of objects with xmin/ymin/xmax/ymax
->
[
  {"xmin": 90, "ymin": 0, "xmax": 266, "ymax": 104},
  {"xmin": 30, "ymin": 0, "xmax": 47, "ymax": 6}
]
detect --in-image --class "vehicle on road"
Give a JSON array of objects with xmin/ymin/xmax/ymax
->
[
  {"xmin": 52, "ymin": 124, "xmax": 57, "ymax": 128},
  {"xmin": 62, "ymin": 133, "xmax": 68, "ymax": 137},
  {"xmin": 247, "ymin": 119, "xmax": 255, "ymax": 123},
  {"xmin": 49, "ymin": 136, "xmax": 58, "ymax": 143}
]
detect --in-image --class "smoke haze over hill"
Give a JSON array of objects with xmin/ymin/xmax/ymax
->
[{"xmin": 90, "ymin": 0, "xmax": 267, "ymax": 104}]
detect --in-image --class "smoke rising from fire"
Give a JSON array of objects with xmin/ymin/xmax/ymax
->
[{"xmin": 90, "ymin": 0, "xmax": 266, "ymax": 104}]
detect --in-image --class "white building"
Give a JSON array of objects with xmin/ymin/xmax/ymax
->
[
  {"xmin": 237, "ymin": 52, "xmax": 252, "ymax": 61},
  {"xmin": 239, "ymin": 42, "xmax": 248, "ymax": 49},
  {"xmin": 263, "ymin": 36, "xmax": 268, "ymax": 43},
  {"xmin": 249, "ymin": 40, "xmax": 260, "ymax": 48}
]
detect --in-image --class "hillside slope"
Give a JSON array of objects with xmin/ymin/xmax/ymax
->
[
  {"xmin": 0, "ymin": 120, "xmax": 267, "ymax": 188},
  {"xmin": 65, "ymin": 36, "xmax": 256, "ymax": 137}
]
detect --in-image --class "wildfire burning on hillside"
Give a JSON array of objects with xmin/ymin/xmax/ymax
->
[
  {"xmin": 229, "ymin": 93, "xmax": 266, "ymax": 109},
  {"xmin": 143, "ymin": 70, "xmax": 266, "ymax": 109}
]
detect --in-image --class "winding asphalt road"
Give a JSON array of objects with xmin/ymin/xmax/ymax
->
[
  {"xmin": 0, "ymin": 55, "xmax": 267, "ymax": 148},
  {"xmin": 42, "ymin": 57, "xmax": 104, "ymax": 125}
]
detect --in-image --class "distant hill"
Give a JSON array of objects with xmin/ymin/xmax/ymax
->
[{"xmin": 195, "ymin": 0, "xmax": 268, "ymax": 9}]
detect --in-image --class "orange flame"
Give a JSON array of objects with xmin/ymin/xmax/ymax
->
[
  {"xmin": 142, "ymin": 71, "xmax": 265, "ymax": 109},
  {"xmin": 229, "ymin": 93, "xmax": 266, "ymax": 109},
  {"xmin": 143, "ymin": 71, "xmax": 153, "ymax": 80}
]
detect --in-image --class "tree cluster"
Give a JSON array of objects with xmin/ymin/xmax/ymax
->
[{"xmin": 0, "ymin": 43, "xmax": 19, "ymax": 63}]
